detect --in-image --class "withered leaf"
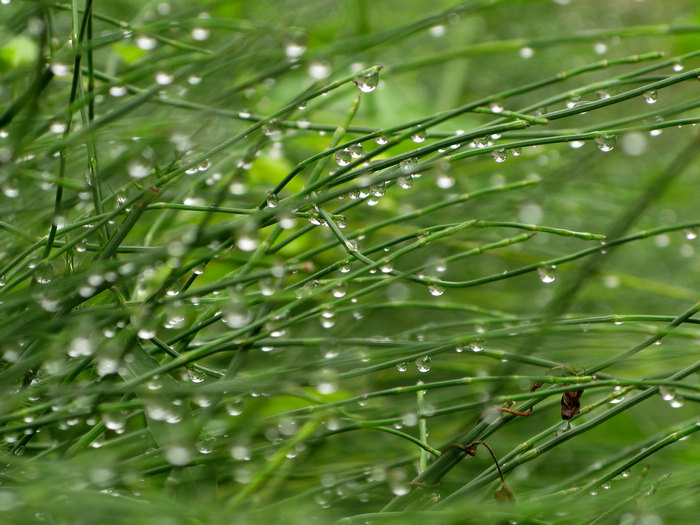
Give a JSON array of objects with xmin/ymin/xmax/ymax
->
[
  {"xmin": 493, "ymin": 483, "xmax": 515, "ymax": 502},
  {"xmin": 561, "ymin": 389, "xmax": 583, "ymax": 420}
]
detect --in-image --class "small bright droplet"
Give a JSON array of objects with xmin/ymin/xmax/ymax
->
[
  {"xmin": 489, "ymin": 102, "xmax": 504, "ymax": 114},
  {"xmin": 109, "ymin": 85, "xmax": 127, "ymax": 97},
  {"xmin": 537, "ymin": 264, "xmax": 557, "ymax": 284},
  {"xmin": 308, "ymin": 61, "xmax": 331, "ymax": 80},
  {"xmin": 353, "ymin": 69, "xmax": 379, "ymax": 93},
  {"xmin": 136, "ymin": 36, "xmax": 157, "ymax": 50},
  {"xmin": 266, "ymin": 193, "xmax": 279, "ymax": 208},
  {"xmin": 684, "ymin": 227, "xmax": 698, "ymax": 240},
  {"xmin": 595, "ymin": 135, "xmax": 615, "ymax": 152},
  {"xmin": 428, "ymin": 284, "xmax": 444, "ymax": 296},
  {"xmin": 519, "ymin": 47, "xmax": 534, "ymax": 59},
  {"xmin": 155, "ymin": 72, "xmax": 173, "ymax": 85},
  {"xmin": 643, "ymin": 90, "xmax": 657, "ymax": 104},
  {"xmin": 191, "ymin": 27, "xmax": 210, "ymax": 41},
  {"xmin": 411, "ymin": 129, "xmax": 426, "ymax": 143}
]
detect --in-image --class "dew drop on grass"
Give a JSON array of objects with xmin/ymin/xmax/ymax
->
[
  {"xmin": 332, "ymin": 283, "xmax": 346, "ymax": 298},
  {"xmin": 469, "ymin": 341, "xmax": 484, "ymax": 352},
  {"xmin": 399, "ymin": 158, "xmax": 418, "ymax": 174},
  {"xmin": 376, "ymin": 136, "xmax": 388, "ymax": 145},
  {"xmin": 348, "ymin": 143, "xmax": 364, "ymax": 158},
  {"xmin": 621, "ymin": 470, "xmax": 631, "ymax": 478},
  {"xmin": 165, "ymin": 445, "xmax": 191, "ymax": 466},
  {"xmin": 136, "ymin": 35, "xmax": 156, "ymax": 50},
  {"xmin": 659, "ymin": 386, "xmax": 675, "ymax": 402},
  {"xmin": 411, "ymin": 129, "xmax": 426, "ymax": 143},
  {"xmin": 236, "ymin": 232, "xmax": 258, "ymax": 252},
  {"xmin": 396, "ymin": 362, "xmax": 408, "ymax": 372},
  {"xmin": 67, "ymin": 337, "xmax": 93, "ymax": 357},
  {"xmin": 430, "ymin": 25, "xmax": 446, "ymax": 37},
  {"xmin": 489, "ymin": 102, "xmax": 504, "ymax": 114},
  {"xmin": 308, "ymin": 61, "xmax": 331, "ymax": 80},
  {"xmin": 155, "ymin": 72, "xmax": 173, "ymax": 85},
  {"xmin": 128, "ymin": 161, "xmax": 149, "ymax": 179},
  {"xmin": 595, "ymin": 135, "xmax": 615, "ymax": 152},
  {"xmin": 34, "ymin": 263, "xmax": 53, "ymax": 284},
  {"xmin": 683, "ymin": 227, "xmax": 697, "ymax": 240},
  {"xmin": 428, "ymin": 284, "xmax": 444, "ymax": 296},
  {"xmin": 511, "ymin": 147, "xmax": 522, "ymax": 157},
  {"xmin": 537, "ymin": 264, "xmax": 557, "ymax": 284},
  {"xmin": 353, "ymin": 69, "xmax": 379, "ymax": 93},
  {"xmin": 492, "ymin": 148, "xmax": 507, "ymax": 163},
  {"xmin": 335, "ymin": 149, "xmax": 351, "ymax": 166},
  {"xmin": 397, "ymin": 176, "xmax": 413, "ymax": 189},
  {"xmin": 191, "ymin": 27, "xmax": 210, "ymax": 41},
  {"xmin": 673, "ymin": 63, "xmax": 684, "ymax": 72},
  {"xmin": 519, "ymin": 46, "xmax": 534, "ymax": 59},
  {"xmin": 416, "ymin": 356, "xmax": 432, "ymax": 372},
  {"xmin": 266, "ymin": 192, "xmax": 279, "ymax": 208},
  {"xmin": 643, "ymin": 90, "xmax": 658, "ymax": 104},
  {"xmin": 226, "ymin": 399, "xmax": 245, "ymax": 416}
]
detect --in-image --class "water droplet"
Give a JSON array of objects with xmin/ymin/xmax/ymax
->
[
  {"xmin": 510, "ymin": 147, "xmax": 522, "ymax": 157},
  {"xmin": 397, "ymin": 176, "xmax": 413, "ymax": 189},
  {"xmin": 396, "ymin": 362, "xmax": 408, "ymax": 372},
  {"xmin": 594, "ymin": 42, "xmax": 607, "ymax": 54},
  {"xmin": 335, "ymin": 149, "xmax": 352, "ymax": 166},
  {"xmin": 261, "ymin": 119, "xmax": 283, "ymax": 139},
  {"xmin": 411, "ymin": 129, "xmax": 426, "ymax": 143},
  {"xmin": 315, "ymin": 369, "xmax": 338, "ymax": 395},
  {"xmin": 489, "ymin": 102, "xmax": 504, "ymax": 114},
  {"xmin": 155, "ymin": 72, "xmax": 173, "ymax": 86},
  {"xmin": 308, "ymin": 61, "xmax": 331, "ymax": 80},
  {"xmin": 34, "ymin": 263, "xmax": 54, "ymax": 284},
  {"xmin": 469, "ymin": 340, "xmax": 484, "ymax": 352},
  {"xmin": 236, "ymin": 232, "xmax": 258, "ymax": 252},
  {"xmin": 429, "ymin": 25, "xmax": 446, "ymax": 37},
  {"xmin": 610, "ymin": 386, "xmax": 626, "ymax": 404},
  {"xmin": 683, "ymin": 227, "xmax": 698, "ymax": 240},
  {"xmin": 226, "ymin": 399, "xmax": 245, "ymax": 416},
  {"xmin": 128, "ymin": 161, "xmax": 149, "ymax": 179},
  {"xmin": 136, "ymin": 35, "xmax": 157, "ymax": 50},
  {"xmin": 537, "ymin": 264, "xmax": 557, "ymax": 284},
  {"xmin": 67, "ymin": 337, "xmax": 94, "ymax": 357},
  {"xmin": 643, "ymin": 90, "xmax": 657, "ymax": 104},
  {"xmin": 353, "ymin": 69, "xmax": 379, "ymax": 93},
  {"xmin": 416, "ymin": 356, "xmax": 432, "ymax": 372},
  {"xmin": 332, "ymin": 283, "xmax": 347, "ymax": 298},
  {"xmin": 595, "ymin": 135, "xmax": 615, "ymax": 152},
  {"xmin": 428, "ymin": 284, "xmax": 444, "ymax": 296},
  {"xmin": 348, "ymin": 143, "xmax": 364, "ymax": 158},
  {"xmin": 492, "ymin": 148, "xmax": 507, "ymax": 163},
  {"xmin": 223, "ymin": 296, "xmax": 252, "ymax": 328},
  {"xmin": 266, "ymin": 192, "xmax": 279, "ymax": 208},
  {"xmin": 399, "ymin": 158, "xmax": 418, "ymax": 174},
  {"xmin": 191, "ymin": 27, "xmax": 210, "ymax": 41},
  {"xmin": 659, "ymin": 386, "xmax": 675, "ymax": 402},
  {"xmin": 673, "ymin": 63, "xmax": 684, "ymax": 72},
  {"xmin": 519, "ymin": 47, "xmax": 534, "ymax": 59},
  {"xmin": 51, "ymin": 63, "xmax": 70, "ymax": 77},
  {"xmin": 165, "ymin": 445, "xmax": 191, "ymax": 466},
  {"xmin": 376, "ymin": 136, "xmax": 388, "ymax": 145}
]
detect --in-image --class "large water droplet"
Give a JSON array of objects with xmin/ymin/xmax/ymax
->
[
  {"xmin": 353, "ymin": 70, "xmax": 379, "ymax": 93},
  {"xmin": 537, "ymin": 264, "xmax": 557, "ymax": 284},
  {"xmin": 643, "ymin": 90, "xmax": 658, "ymax": 104},
  {"xmin": 335, "ymin": 149, "xmax": 351, "ymax": 166},
  {"xmin": 595, "ymin": 135, "xmax": 615, "ymax": 152},
  {"xmin": 492, "ymin": 148, "xmax": 507, "ymax": 163},
  {"xmin": 416, "ymin": 356, "xmax": 432, "ymax": 372}
]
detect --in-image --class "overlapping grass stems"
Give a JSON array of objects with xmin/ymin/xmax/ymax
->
[{"xmin": 1, "ymin": 0, "xmax": 699, "ymax": 522}]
